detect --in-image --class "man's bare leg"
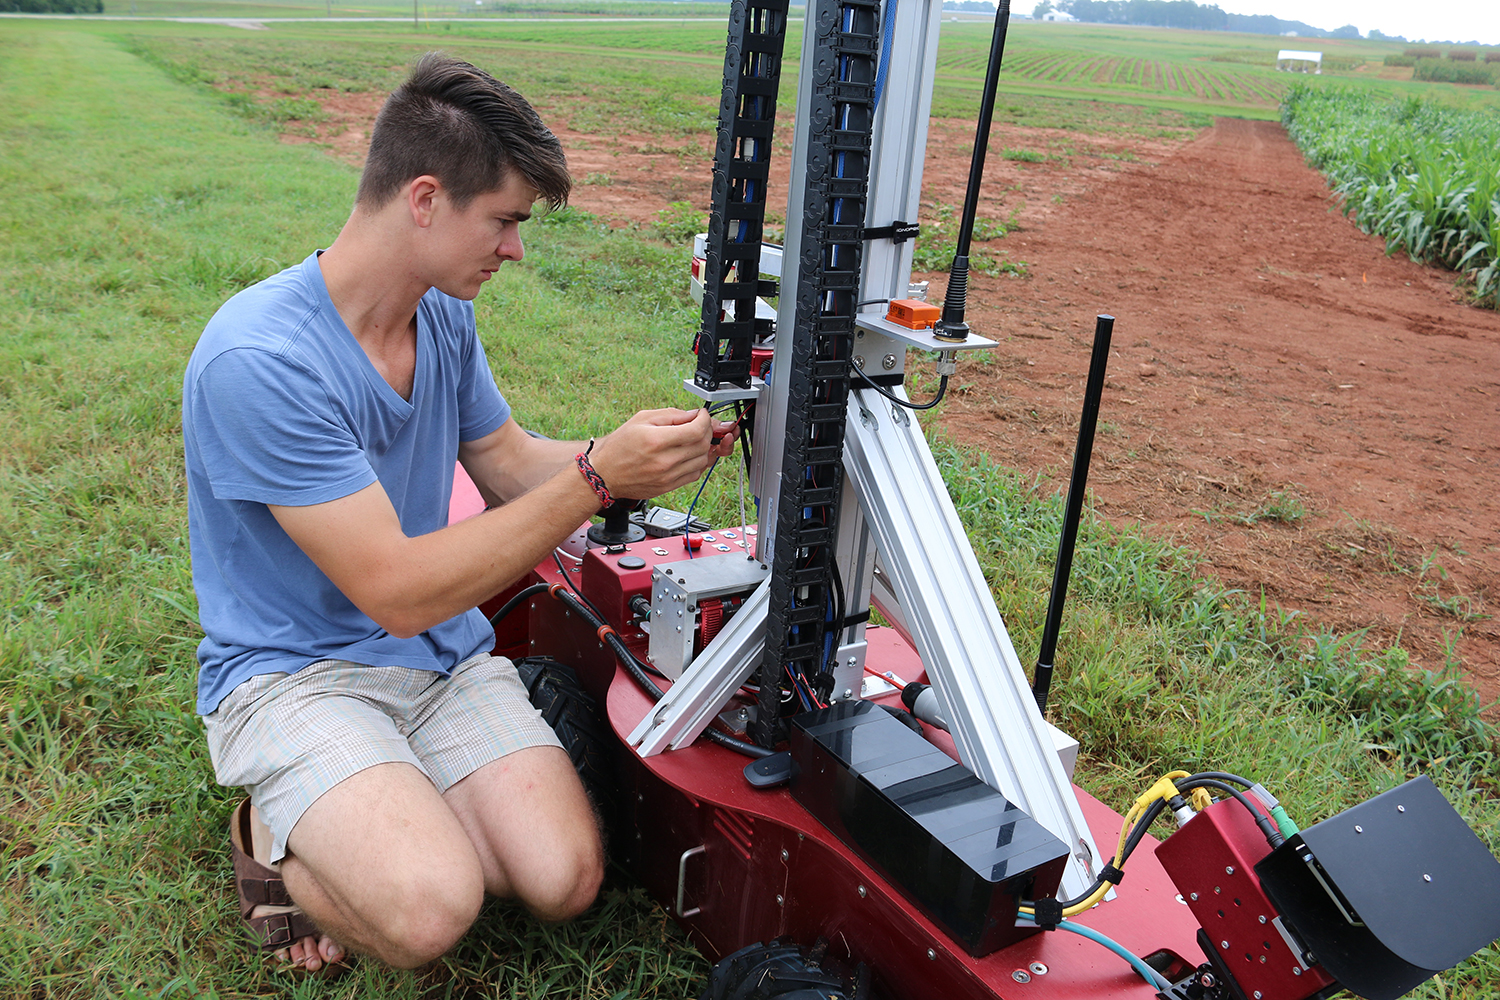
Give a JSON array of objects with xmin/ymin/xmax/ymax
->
[
  {"xmin": 243, "ymin": 804, "xmax": 345, "ymax": 972},
  {"xmin": 277, "ymin": 761, "xmax": 487, "ymax": 969},
  {"xmin": 443, "ymin": 745, "xmax": 604, "ymax": 921}
]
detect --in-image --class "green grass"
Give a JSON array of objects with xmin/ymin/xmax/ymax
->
[{"xmin": 2, "ymin": 16, "xmax": 1499, "ymax": 1000}]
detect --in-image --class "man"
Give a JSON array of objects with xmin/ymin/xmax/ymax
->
[{"xmin": 183, "ymin": 53, "xmax": 736, "ymax": 973}]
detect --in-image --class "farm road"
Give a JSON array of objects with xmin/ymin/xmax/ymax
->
[{"xmin": 937, "ymin": 117, "xmax": 1500, "ymax": 707}]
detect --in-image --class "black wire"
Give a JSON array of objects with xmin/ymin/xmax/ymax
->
[
  {"xmin": 1188, "ymin": 770, "xmax": 1258, "ymax": 790},
  {"xmin": 828, "ymin": 554, "xmax": 852, "ymax": 641},
  {"xmin": 550, "ymin": 585, "xmax": 772, "ymax": 759},
  {"xmin": 487, "ymin": 583, "xmax": 550, "ymax": 627},
  {"xmin": 1179, "ymin": 778, "xmax": 1284, "ymax": 848},
  {"xmin": 553, "ymin": 550, "xmax": 610, "ymax": 623},
  {"xmin": 851, "ymin": 364, "xmax": 949, "ymax": 410}
]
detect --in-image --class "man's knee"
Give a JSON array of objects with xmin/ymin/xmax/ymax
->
[
  {"xmin": 527, "ymin": 833, "xmax": 605, "ymax": 922},
  {"xmin": 369, "ymin": 864, "xmax": 486, "ymax": 967}
]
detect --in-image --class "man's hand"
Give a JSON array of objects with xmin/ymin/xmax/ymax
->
[{"xmin": 588, "ymin": 408, "xmax": 739, "ymax": 501}]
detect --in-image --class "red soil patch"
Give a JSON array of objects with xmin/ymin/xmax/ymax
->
[
  {"xmin": 287, "ymin": 94, "xmax": 1500, "ymax": 711},
  {"xmin": 926, "ymin": 118, "xmax": 1500, "ymax": 711}
]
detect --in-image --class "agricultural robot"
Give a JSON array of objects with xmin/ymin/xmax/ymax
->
[{"xmin": 462, "ymin": 1, "xmax": 1500, "ymax": 996}]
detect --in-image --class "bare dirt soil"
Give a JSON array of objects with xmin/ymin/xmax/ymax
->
[{"xmin": 283, "ymin": 98, "xmax": 1500, "ymax": 711}]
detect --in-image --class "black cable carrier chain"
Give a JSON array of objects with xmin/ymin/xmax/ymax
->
[
  {"xmin": 694, "ymin": 0, "xmax": 790, "ymax": 391},
  {"xmin": 751, "ymin": 0, "xmax": 882, "ymax": 747}
]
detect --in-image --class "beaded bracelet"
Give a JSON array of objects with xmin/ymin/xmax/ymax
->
[{"xmin": 575, "ymin": 438, "xmax": 613, "ymax": 507}]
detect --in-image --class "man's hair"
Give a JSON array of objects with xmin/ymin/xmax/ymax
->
[{"xmin": 357, "ymin": 53, "xmax": 570, "ymax": 211}]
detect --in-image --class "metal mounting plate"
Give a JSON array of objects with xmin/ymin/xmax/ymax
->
[{"xmin": 854, "ymin": 312, "xmax": 997, "ymax": 352}]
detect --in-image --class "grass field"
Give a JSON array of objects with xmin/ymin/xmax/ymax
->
[{"xmin": 3, "ymin": 11, "xmax": 1498, "ymax": 1000}]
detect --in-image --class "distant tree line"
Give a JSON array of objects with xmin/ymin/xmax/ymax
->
[
  {"xmin": 1054, "ymin": 0, "xmax": 1360, "ymax": 39},
  {"xmin": 0, "ymin": 0, "xmax": 102, "ymax": 10}
]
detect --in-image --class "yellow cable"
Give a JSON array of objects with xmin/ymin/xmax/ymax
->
[{"xmin": 1021, "ymin": 770, "xmax": 1194, "ymax": 918}]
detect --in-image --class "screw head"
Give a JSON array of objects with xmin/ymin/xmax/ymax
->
[
  {"xmin": 882, "ymin": 353, "xmax": 898, "ymax": 371},
  {"xmin": 1423, "ymin": 874, "xmax": 1432, "ymax": 882},
  {"xmin": 1354, "ymin": 825, "xmax": 1364, "ymax": 834},
  {"xmin": 927, "ymin": 949, "xmax": 937, "ymax": 961},
  {"xmin": 1190, "ymin": 892, "xmax": 1199, "ymax": 900},
  {"xmin": 1254, "ymin": 992, "xmax": 1264, "ymax": 999},
  {"xmin": 780, "ymin": 849, "xmax": 789, "ymax": 862},
  {"xmin": 1029, "ymin": 962, "xmax": 1049, "ymax": 976},
  {"xmin": 1397, "ymin": 804, "xmax": 1406, "ymax": 813},
  {"xmin": 1199, "ymin": 972, "xmax": 1218, "ymax": 988},
  {"xmin": 1221, "ymin": 940, "xmax": 1230, "ymax": 950},
  {"xmin": 1259, "ymin": 915, "xmax": 1268, "ymax": 924},
  {"xmin": 1011, "ymin": 970, "xmax": 1031, "ymax": 983},
  {"xmin": 857, "ymin": 885, "xmax": 867, "ymax": 898},
  {"xmin": 1293, "ymin": 967, "xmax": 1303, "ymax": 976},
  {"xmin": 1226, "ymin": 866, "xmax": 1236, "ymax": 875},
  {"xmin": 775, "ymin": 894, "xmax": 784, "ymax": 906}
]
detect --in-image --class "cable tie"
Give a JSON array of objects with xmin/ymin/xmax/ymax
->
[
  {"xmin": 1100, "ymin": 863, "xmax": 1124, "ymax": 886},
  {"xmin": 1032, "ymin": 896, "xmax": 1064, "ymax": 931}
]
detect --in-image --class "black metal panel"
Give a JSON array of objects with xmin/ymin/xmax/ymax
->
[
  {"xmin": 790, "ymin": 702, "xmax": 1069, "ymax": 957},
  {"xmin": 1254, "ymin": 776, "xmax": 1500, "ymax": 1000}
]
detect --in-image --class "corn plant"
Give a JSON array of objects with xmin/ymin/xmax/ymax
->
[{"xmin": 1281, "ymin": 83, "xmax": 1500, "ymax": 308}]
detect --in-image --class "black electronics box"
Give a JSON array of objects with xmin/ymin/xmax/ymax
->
[{"xmin": 790, "ymin": 701, "xmax": 1069, "ymax": 957}]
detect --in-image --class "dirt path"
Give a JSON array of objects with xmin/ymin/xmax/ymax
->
[
  {"xmin": 284, "ymin": 98, "xmax": 1500, "ymax": 710},
  {"xmin": 927, "ymin": 118, "xmax": 1500, "ymax": 708}
]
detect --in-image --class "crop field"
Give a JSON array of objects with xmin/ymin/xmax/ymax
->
[
  {"xmin": 3, "ymin": 9, "xmax": 1499, "ymax": 1000},
  {"xmin": 1283, "ymin": 83, "xmax": 1500, "ymax": 307}
]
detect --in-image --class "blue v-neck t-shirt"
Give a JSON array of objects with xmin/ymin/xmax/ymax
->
[{"xmin": 183, "ymin": 252, "xmax": 511, "ymax": 715}]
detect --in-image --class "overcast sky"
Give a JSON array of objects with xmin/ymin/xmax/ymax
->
[{"xmin": 1211, "ymin": 0, "xmax": 1500, "ymax": 46}]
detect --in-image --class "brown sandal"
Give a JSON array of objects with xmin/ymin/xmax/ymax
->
[{"xmin": 229, "ymin": 799, "xmax": 324, "ymax": 953}]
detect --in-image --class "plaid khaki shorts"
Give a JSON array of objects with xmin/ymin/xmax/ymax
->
[{"xmin": 203, "ymin": 653, "xmax": 562, "ymax": 862}]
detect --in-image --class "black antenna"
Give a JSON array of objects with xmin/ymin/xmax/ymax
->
[
  {"xmin": 934, "ymin": 0, "xmax": 1012, "ymax": 342},
  {"xmin": 1032, "ymin": 314, "xmax": 1113, "ymax": 715}
]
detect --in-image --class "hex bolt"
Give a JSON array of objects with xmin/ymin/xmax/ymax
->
[{"xmin": 1011, "ymin": 971, "xmax": 1031, "ymax": 984}]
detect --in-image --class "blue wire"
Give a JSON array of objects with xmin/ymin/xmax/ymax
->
[
  {"xmin": 1014, "ymin": 912, "xmax": 1172, "ymax": 991},
  {"xmin": 682, "ymin": 455, "xmax": 721, "ymax": 559},
  {"xmin": 872, "ymin": 0, "xmax": 897, "ymax": 110}
]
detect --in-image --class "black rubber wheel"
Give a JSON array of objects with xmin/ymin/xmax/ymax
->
[
  {"xmin": 515, "ymin": 656, "xmax": 618, "ymax": 833},
  {"xmin": 700, "ymin": 939, "xmax": 872, "ymax": 1000}
]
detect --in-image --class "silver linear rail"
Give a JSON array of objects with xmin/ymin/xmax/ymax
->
[{"xmin": 842, "ymin": 385, "xmax": 1104, "ymax": 899}]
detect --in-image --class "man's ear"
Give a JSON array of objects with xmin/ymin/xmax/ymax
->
[{"xmin": 407, "ymin": 175, "xmax": 443, "ymax": 229}]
